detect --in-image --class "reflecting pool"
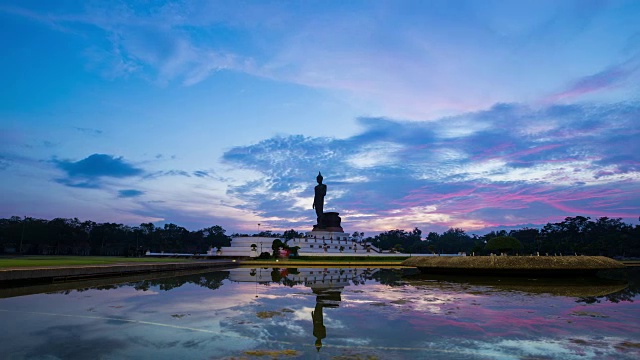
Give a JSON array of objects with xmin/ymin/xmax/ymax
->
[{"xmin": 1, "ymin": 267, "xmax": 639, "ymax": 359}]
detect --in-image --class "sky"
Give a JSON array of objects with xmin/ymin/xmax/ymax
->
[{"xmin": 1, "ymin": 0, "xmax": 639, "ymax": 235}]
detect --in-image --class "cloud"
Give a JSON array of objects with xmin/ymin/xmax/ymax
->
[
  {"xmin": 223, "ymin": 102, "xmax": 640, "ymax": 232},
  {"xmin": 143, "ymin": 170, "xmax": 191, "ymax": 180},
  {"xmin": 8, "ymin": 1, "xmax": 639, "ymax": 120},
  {"xmin": 118, "ymin": 189, "xmax": 144, "ymax": 198},
  {"xmin": 3, "ymin": 2, "xmax": 249, "ymax": 86},
  {"xmin": 545, "ymin": 56, "xmax": 640, "ymax": 103},
  {"xmin": 54, "ymin": 153, "xmax": 143, "ymax": 189},
  {"xmin": 75, "ymin": 127, "xmax": 103, "ymax": 136},
  {"xmin": 54, "ymin": 178, "xmax": 102, "ymax": 189},
  {"xmin": 0, "ymin": 155, "xmax": 9, "ymax": 171},
  {"xmin": 55, "ymin": 154, "xmax": 143, "ymax": 178},
  {"xmin": 193, "ymin": 170, "xmax": 211, "ymax": 178}
]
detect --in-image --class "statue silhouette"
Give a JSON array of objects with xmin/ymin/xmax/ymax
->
[
  {"xmin": 311, "ymin": 287, "xmax": 341, "ymax": 352},
  {"xmin": 312, "ymin": 172, "xmax": 327, "ymax": 228},
  {"xmin": 311, "ymin": 303, "xmax": 326, "ymax": 352}
]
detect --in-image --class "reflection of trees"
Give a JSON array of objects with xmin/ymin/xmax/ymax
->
[
  {"xmin": 402, "ymin": 269, "xmax": 639, "ymax": 302},
  {"xmin": 61, "ymin": 271, "xmax": 231, "ymax": 294},
  {"xmin": 370, "ymin": 268, "xmax": 419, "ymax": 286},
  {"xmin": 69, "ymin": 284, "xmax": 121, "ymax": 293},
  {"xmin": 132, "ymin": 271, "xmax": 230, "ymax": 291},
  {"xmin": 578, "ymin": 268, "xmax": 640, "ymax": 304},
  {"xmin": 267, "ymin": 268, "xmax": 306, "ymax": 287}
]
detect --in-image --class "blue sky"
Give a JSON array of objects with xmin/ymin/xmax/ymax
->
[{"xmin": 1, "ymin": 0, "xmax": 639, "ymax": 235}]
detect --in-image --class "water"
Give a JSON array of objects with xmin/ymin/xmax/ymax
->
[{"xmin": 1, "ymin": 267, "xmax": 639, "ymax": 359}]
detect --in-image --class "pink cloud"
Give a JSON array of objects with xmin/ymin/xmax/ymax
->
[
  {"xmin": 387, "ymin": 181, "xmax": 637, "ymax": 228},
  {"xmin": 543, "ymin": 59, "xmax": 639, "ymax": 103},
  {"xmin": 470, "ymin": 143, "xmax": 565, "ymax": 163}
]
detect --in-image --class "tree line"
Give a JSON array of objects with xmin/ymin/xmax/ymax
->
[
  {"xmin": 368, "ymin": 216, "xmax": 640, "ymax": 257},
  {"xmin": 1, "ymin": 215, "xmax": 638, "ymax": 257},
  {"xmin": 0, "ymin": 216, "xmax": 231, "ymax": 256}
]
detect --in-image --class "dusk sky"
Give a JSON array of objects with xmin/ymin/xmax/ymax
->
[{"xmin": 1, "ymin": 0, "xmax": 639, "ymax": 235}]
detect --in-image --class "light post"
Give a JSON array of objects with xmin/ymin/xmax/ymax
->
[{"xmin": 20, "ymin": 216, "xmax": 26, "ymax": 254}]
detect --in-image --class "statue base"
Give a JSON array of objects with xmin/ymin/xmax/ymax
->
[
  {"xmin": 313, "ymin": 212, "xmax": 344, "ymax": 232},
  {"xmin": 307, "ymin": 212, "xmax": 347, "ymax": 241},
  {"xmin": 305, "ymin": 229, "xmax": 349, "ymax": 241},
  {"xmin": 312, "ymin": 225, "xmax": 344, "ymax": 232}
]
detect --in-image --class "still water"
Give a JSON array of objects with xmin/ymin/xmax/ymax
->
[{"xmin": 1, "ymin": 267, "xmax": 639, "ymax": 359}]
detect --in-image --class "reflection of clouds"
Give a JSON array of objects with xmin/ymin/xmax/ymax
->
[
  {"xmin": 272, "ymin": 319, "xmax": 305, "ymax": 335},
  {"xmin": 341, "ymin": 337, "xmax": 372, "ymax": 346},
  {"xmin": 70, "ymin": 287, "xmax": 160, "ymax": 299},
  {"xmin": 166, "ymin": 292, "xmax": 255, "ymax": 312},
  {"xmin": 292, "ymin": 306, "xmax": 314, "ymax": 322},
  {"xmin": 322, "ymin": 314, "xmax": 346, "ymax": 329},
  {"xmin": 25, "ymin": 323, "xmax": 130, "ymax": 359},
  {"xmin": 345, "ymin": 284, "xmax": 472, "ymax": 315},
  {"xmin": 339, "ymin": 279, "xmax": 637, "ymax": 346},
  {"xmin": 2, "ymin": 269, "xmax": 639, "ymax": 359},
  {"xmin": 472, "ymin": 337, "xmax": 631, "ymax": 359}
]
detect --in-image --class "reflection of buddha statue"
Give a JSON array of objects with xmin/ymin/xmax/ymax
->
[
  {"xmin": 311, "ymin": 303, "xmax": 326, "ymax": 352},
  {"xmin": 312, "ymin": 172, "xmax": 327, "ymax": 228},
  {"xmin": 310, "ymin": 286, "xmax": 342, "ymax": 352}
]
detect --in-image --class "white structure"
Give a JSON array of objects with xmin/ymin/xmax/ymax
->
[
  {"xmin": 145, "ymin": 233, "xmax": 467, "ymax": 258},
  {"xmin": 211, "ymin": 232, "xmax": 380, "ymax": 258},
  {"xmin": 208, "ymin": 232, "xmax": 468, "ymax": 258},
  {"xmin": 228, "ymin": 266, "xmax": 377, "ymax": 287}
]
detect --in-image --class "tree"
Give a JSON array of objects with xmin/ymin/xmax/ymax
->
[
  {"xmin": 485, "ymin": 236, "xmax": 522, "ymax": 254},
  {"xmin": 254, "ymin": 230, "xmax": 281, "ymax": 238},
  {"xmin": 202, "ymin": 225, "xmax": 231, "ymax": 249},
  {"xmin": 283, "ymin": 229, "xmax": 304, "ymax": 241},
  {"xmin": 372, "ymin": 228, "xmax": 422, "ymax": 252},
  {"xmin": 427, "ymin": 228, "xmax": 474, "ymax": 254},
  {"xmin": 509, "ymin": 228, "xmax": 540, "ymax": 254},
  {"xmin": 271, "ymin": 239, "xmax": 284, "ymax": 258},
  {"xmin": 409, "ymin": 240, "xmax": 432, "ymax": 254},
  {"xmin": 289, "ymin": 246, "xmax": 300, "ymax": 257}
]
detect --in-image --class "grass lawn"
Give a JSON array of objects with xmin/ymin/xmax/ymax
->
[{"xmin": 0, "ymin": 256, "xmax": 193, "ymax": 268}]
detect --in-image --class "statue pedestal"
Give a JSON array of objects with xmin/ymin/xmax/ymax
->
[
  {"xmin": 313, "ymin": 212, "xmax": 344, "ymax": 232},
  {"xmin": 308, "ymin": 212, "xmax": 347, "ymax": 241}
]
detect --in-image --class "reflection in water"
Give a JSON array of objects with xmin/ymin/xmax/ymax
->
[
  {"xmin": 131, "ymin": 269, "xmax": 229, "ymax": 291},
  {"xmin": 403, "ymin": 273, "xmax": 629, "ymax": 298},
  {"xmin": 311, "ymin": 281, "xmax": 344, "ymax": 351},
  {"xmin": 0, "ymin": 268, "xmax": 231, "ymax": 299},
  {"xmin": 228, "ymin": 267, "xmax": 636, "ymax": 353},
  {"xmin": 1, "ymin": 267, "xmax": 639, "ymax": 359},
  {"xmin": 312, "ymin": 297, "xmax": 326, "ymax": 351},
  {"xmin": 229, "ymin": 267, "xmax": 376, "ymax": 352}
]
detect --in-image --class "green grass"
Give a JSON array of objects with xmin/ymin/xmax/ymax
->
[{"xmin": 0, "ymin": 256, "xmax": 193, "ymax": 268}]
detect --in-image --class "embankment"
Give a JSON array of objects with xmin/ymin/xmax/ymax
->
[
  {"xmin": 402, "ymin": 255, "xmax": 625, "ymax": 276},
  {"xmin": 0, "ymin": 260, "xmax": 235, "ymax": 283}
]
